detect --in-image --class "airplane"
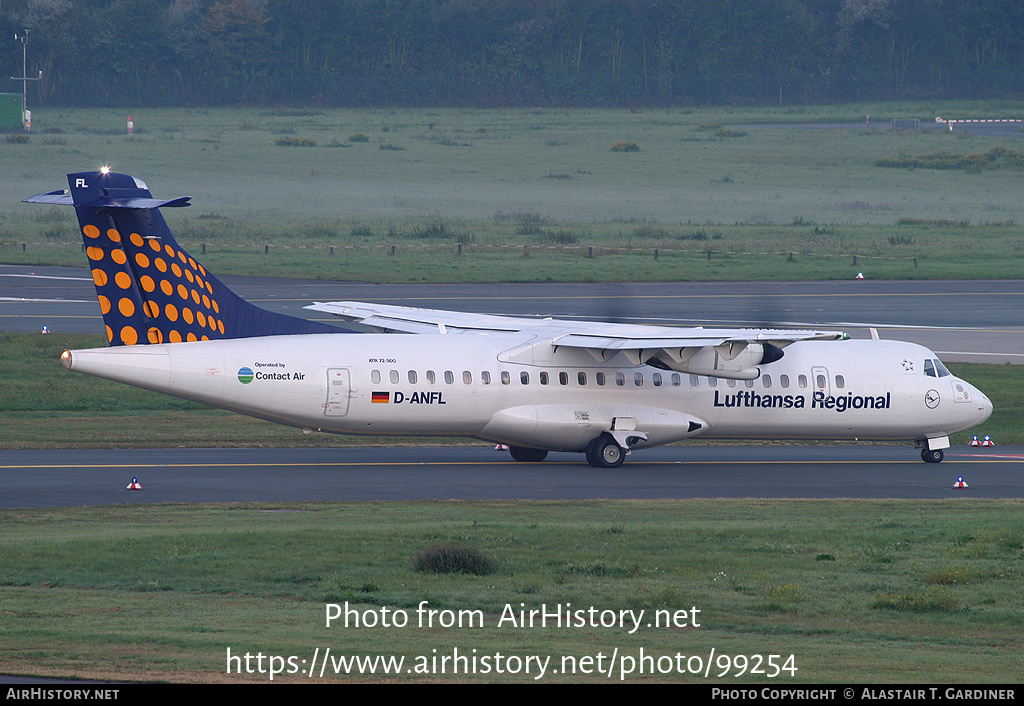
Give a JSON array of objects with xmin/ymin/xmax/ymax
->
[{"xmin": 24, "ymin": 170, "xmax": 992, "ymax": 467}]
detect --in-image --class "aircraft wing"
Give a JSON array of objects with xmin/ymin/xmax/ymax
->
[
  {"xmin": 306, "ymin": 301, "xmax": 846, "ymax": 378},
  {"xmin": 306, "ymin": 301, "xmax": 527, "ymax": 334},
  {"xmin": 307, "ymin": 300, "xmax": 842, "ymax": 339}
]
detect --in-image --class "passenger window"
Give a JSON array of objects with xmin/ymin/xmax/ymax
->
[
  {"xmin": 634, "ymin": 373, "xmax": 644, "ymax": 386},
  {"xmin": 653, "ymin": 373, "xmax": 662, "ymax": 387},
  {"xmin": 371, "ymin": 370, "xmax": 381, "ymax": 384},
  {"xmin": 835, "ymin": 375, "xmax": 845, "ymax": 388},
  {"xmin": 708, "ymin": 376, "xmax": 717, "ymax": 387},
  {"xmin": 463, "ymin": 371, "xmax": 472, "ymax": 384},
  {"xmin": 521, "ymin": 371, "xmax": 529, "ymax": 385},
  {"xmin": 671, "ymin": 373, "xmax": 680, "ymax": 386},
  {"xmin": 578, "ymin": 372, "xmax": 587, "ymax": 385},
  {"xmin": 501, "ymin": 371, "xmax": 510, "ymax": 385},
  {"xmin": 690, "ymin": 374, "xmax": 700, "ymax": 387},
  {"xmin": 559, "ymin": 372, "xmax": 568, "ymax": 385},
  {"xmin": 481, "ymin": 371, "xmax": 491, "ymax": 385},
  {"xmin": 615, "ymin": 373, "xmax": 625, "ymax": 386},
  {"xmin": 816, "ymin": 374, "xmax": 826, "ymax": 389},
  {"xmin": 744, "ymin": 379, "xmax": 754, "ymax": 388},
  {"xmin": 390, "ymin": 370, "xmax": 400, "ymax": 384},
  {"xmin": 540, "ymin": 372, "xmax": 549, "ymax": 385},
  {"xmin": 426, "ymin": 370, "xmax": 436, "ymax": 384},
  {"xmin": 798, "ymin": 375, "xmax": 807, "ymax": 388},
  {"xmin": 596, "ymin": 372, "xmax": 606, "ymax": 386},
  {"xmin": 780, "ymin": 374, "xmax": 790, "ymax": 388},
  {"xmin": 763, "ymin": 374, "xmax": 772, "ymax": 388},
  {"xmin": 727, "ymin": 379, "xmax": 736, "ymax": 388},
  {"xmin": 408, "ymin": 370, "xmax": 417, "ymax": 384},
  {"xmin": 444, "ymin": 370, "xmax": 454, "ymax": 384}
]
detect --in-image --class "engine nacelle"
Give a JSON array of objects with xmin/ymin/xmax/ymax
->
[{"xmin": 646, "ymin": 342, "xmax": 783, "ymax": 380}]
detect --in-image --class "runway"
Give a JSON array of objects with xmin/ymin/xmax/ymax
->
[
  {"xmin": 1, "ymin": 265, "xmax": 1021, "ymax": 506},
  {"xmin": 1, "ymin": 445, "xmax": 1021, "ymax": 508},
  {"xmin": 3, "ymin": 264, "xmax": 1023, "ymax": 363}
]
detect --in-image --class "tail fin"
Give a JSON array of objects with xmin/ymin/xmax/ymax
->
[{"xmin": 25, "ymin": 170, "xmax": 347, "ymax": 345}]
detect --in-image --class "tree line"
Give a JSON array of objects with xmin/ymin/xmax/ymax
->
[{"xmin": 3, "ymin": 0, "xmax": 1023, "ymax": 109}]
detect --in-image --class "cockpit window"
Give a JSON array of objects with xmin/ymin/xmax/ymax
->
[
  {"xmin": 925, "ymin": 359, "xmax": 951, "ymax": 378},
  {"xmin": 924, "ymin": 359, "xmax": 935, "ymax": 378},
  {"xmin": 934, "ymin": 359, "xmax": 951, "ymax": 377}
]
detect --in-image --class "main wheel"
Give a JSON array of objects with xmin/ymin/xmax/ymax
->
[
  {"xmin": 921, "ymin": 448, "xmax": 944, "ymax": 463},
  {"xmin": 585, "ymin": 435, "xmax": 625, "ymax": 468},
  {"xmin": 509, "ymin": 446, "xmax": 548, "ymax": 463}
]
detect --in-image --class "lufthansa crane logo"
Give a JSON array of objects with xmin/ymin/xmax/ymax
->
[{"xmin": 925, "ymin": 389, "xmax": 940, "ymax": 409}]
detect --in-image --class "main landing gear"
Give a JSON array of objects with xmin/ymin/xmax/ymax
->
[
  {"xmin": 508, "ymin": 445, "xmax": 548, "ymax": 463},
  {"xmin": 921, "ymin": 448, "xmax": 944, "ymax": 463},
  {"xmin": 506, "ymin": 434, "xmax": 628, "ymax": 468},
  {"xmin": 585, "ymin": 434, "xmax": 625, "ymax": 468}
]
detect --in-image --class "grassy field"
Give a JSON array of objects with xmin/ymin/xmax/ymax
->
[
  {"xmin": 3, "ymin": 103, "xmax": 1024, "ymax": 282},
  {"xmin": 1, "ymin": 499, "xmax": 1021, "ymax": 683},
  {"xmin": 0, "ymin": 332, "xmax": 1014, "ymax": 447}
]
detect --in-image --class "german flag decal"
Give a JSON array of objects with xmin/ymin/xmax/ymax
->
[{"xmin": 371, "ymin": 391, "xmax": 390, "ymax": 404}]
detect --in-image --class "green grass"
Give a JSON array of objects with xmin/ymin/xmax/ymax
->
[
  {"xmin": 4, "ymin": 105, "xmax": 1024, "ymax": 282},
  {"xmin": 0, "ymin": 499, "xmax": 1021, "ymax": 682},
  {"xmin": 0, "ymin": 332, "xmax": 1013, "ymax": 448}
]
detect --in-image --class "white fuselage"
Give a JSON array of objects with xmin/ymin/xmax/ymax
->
[{"xmin": 64, "ymin": 332, "xmax": 992, "ymax": 452}]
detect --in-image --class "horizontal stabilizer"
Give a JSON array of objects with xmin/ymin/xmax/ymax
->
[{"xmin": 22, "ymin": 190, "xmax": 74, "ymax": 205}]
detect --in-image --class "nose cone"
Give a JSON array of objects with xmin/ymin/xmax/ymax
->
[{"xmin": 975, "ymin": 386, "xmax": 993, "ymax": 425}]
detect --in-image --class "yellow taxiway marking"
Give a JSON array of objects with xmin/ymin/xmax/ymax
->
[{"xmin": 1, "ymin": 458, "xmax": 1017, "ymax": 470}]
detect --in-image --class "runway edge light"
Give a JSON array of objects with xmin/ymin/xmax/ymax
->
[
  {"xmin": 954, "ymin": 476, "xmax": 968, "ymax": 489},
  {"xmin": 127, "ymin": 477, "xmax": 142, "ymax": 490}
]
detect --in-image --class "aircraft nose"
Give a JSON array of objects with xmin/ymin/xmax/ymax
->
[
  {"xmin": 963, "ymin": 382, "xmax": 993, "ymax": 427},
  {"xmin": 976, "ymin": 388, "xmax": 993, "ymax": 424}
]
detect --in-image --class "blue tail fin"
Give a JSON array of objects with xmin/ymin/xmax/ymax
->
[{"xmin": 25, "ymin": 170, "xmax": 347, "ymax": 345}]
